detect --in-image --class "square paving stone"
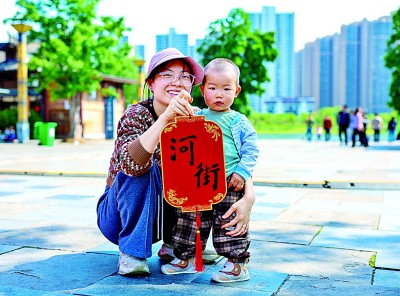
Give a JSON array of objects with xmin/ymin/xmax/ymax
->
[
  {"xmin": 0, "ymin": 224, "xmax": 105, "ymax": 251},
  {"xmin": 373, "ymin": 269, "xmax": 400, "ymax": 288},
  {"xmin": 312, "ymin": 226, "xmax": 400, "ymax": 253},
  {"xmin": 251, "ymin": 221, "xmax": 321, "ymax": 245},
  {"xmin": 250, "ymin": 240, "xmax": 373, "ymax": 284},
  {"xmin": 304, "ymin": 189, "xmax": 384, "ymax": 203},
  {"xmin": 290, "ymin": 199, "xmax": 340, "ymax": 211},
  {"xmin": 0, "ymin": 203, "xmax": 44, "ymax": 220},
  {"xmin": 0, "ymin": 218, "xmax": 40, "ymax": 232},
  {"xmin": 10, "ymin": 199, "xmax": 98, "ymax": 227},
  {"xmin": 379, "ymin": 214, "xmax": 400, "ymax": 231},
  {"xmin": 254, "ymin": 187, "xmax": 306, "ymax": 203},
  {"xmin": 0, "ymin": 247, "xmax": 117, "ymax": 292},
  {"xmin": 276, "ymin": 209, "xmax": 379, "ymax": 229},
  {"xmin": 336, "ymin": 201, "xmax": 383, "ymax": 214},
  {"xmin": 277, "ymin": 274, "xmax": 400, "ymax": 296},
  {"xmin": 194, "ymin": 261, "xmax": 288, "ymax": 295},
  {"xmin": 375, "ymin": 250, "xmax": 400, "ymax": 270},
  {"xmin": 0, "ymin": 285, "xmax": 48, "ymax": 296}
]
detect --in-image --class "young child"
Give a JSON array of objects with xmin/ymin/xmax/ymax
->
[{"xmin": 161, "ymin": 58, "xmax": 259, "ymax": 283}]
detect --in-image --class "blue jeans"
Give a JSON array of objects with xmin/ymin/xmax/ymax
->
[{"xmin": 96, "ymin": 165, "xmax": 162, "ymax": 258}]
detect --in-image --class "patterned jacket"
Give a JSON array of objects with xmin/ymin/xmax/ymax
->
[{"xmin": 107, "ymin": 99, "xmax": 159, "ymax": 186}]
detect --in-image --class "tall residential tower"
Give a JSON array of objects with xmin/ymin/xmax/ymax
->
[
  {"xmin": 249, "ymin": 6, "xmax": 295, "ymax": 113},
  {"xmin": 296, "ymin": 15, "xmax": 394, "ymax": 113}
]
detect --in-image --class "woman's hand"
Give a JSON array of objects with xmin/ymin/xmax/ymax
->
[
  {"xmin": 164, "ymin": 90, "xmax": 194, "ymax": 121},
  {"xmin": 221, "ymin": 178, "xmax": 255, "ymax": 237},
  {"xmin": 140, "ymin": 90, "xmax": 194, "ymax": 154}
]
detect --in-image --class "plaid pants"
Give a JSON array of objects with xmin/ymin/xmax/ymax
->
[{"xmin": 172, "ymin": 188, "xmax": 250, "ymax": 261}]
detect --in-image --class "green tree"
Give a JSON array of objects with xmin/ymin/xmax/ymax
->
[
  {"xmin": 385, "ymin": 8, "xmax": 400, "ymax": 114},
  {"xmin": 195, "ymin": 8, "xmax": 278, "ymax": 116},
  {"xmin": 7, "ymin": 0, "xmax": 136, "ymax": 138}
]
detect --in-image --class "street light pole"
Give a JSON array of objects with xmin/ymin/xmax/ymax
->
[
  {"xmin": 12, "ymin": 23, "xmax": 32, "ymax": 143},
  {"xmin": 134, "ymin": 59, "xmax": 146, "ymax": 104}
]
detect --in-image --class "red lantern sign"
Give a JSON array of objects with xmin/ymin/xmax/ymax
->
[{"xmin": 160, "ymin": 115, "xmax": 227, "ymax": 212}]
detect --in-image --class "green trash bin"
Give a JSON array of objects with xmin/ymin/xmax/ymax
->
[
  {"xmin": 33, "ymin": 121, "xmax": 43, "ymax": 140},
  {"xmin": 39, "ymin": 122, "xmax": 58, "ymax": 146}
]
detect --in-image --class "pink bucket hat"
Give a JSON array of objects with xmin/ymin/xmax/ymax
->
[{"xmin": 145, "ymin": 48, "xmax": 204, "ymax": 85}]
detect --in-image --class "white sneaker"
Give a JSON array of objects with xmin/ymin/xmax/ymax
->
[
  {"xmin": 211, "ymin": 259, "xmax": 250, "ymax": 283},
  {"xmin": 161, "ymin": 258, "xmax": 197, "ymax": 275},
  {"xmin": 118, "ymin": 251, "xmax": 150, "ymax": 276}
]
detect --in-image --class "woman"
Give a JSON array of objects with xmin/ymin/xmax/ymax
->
[{"xmin": 96, "ymin": 48, "xmax": 255, "ymax": 276}]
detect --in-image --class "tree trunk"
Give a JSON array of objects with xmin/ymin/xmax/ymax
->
[{"xmin": 67, "ymin": 93, "xmax": 82, "ymax": 141}]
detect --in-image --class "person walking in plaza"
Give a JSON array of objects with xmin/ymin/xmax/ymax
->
[
  {"xmin": 161, "ymin": 58, "xmax": 259, "ymax": 283},
  {"xmin": 360, "ymin": 112, "xmax": 369, "ymax": 147},
  {"xmin": 323, "ymin": 115, "xmax": 332, "ymax": 141},
  {"xmin": 305, "ymin": 114, "xmax": 314, "ymax": 141},
  {"xmin": 316, "ymin": 125, "xmax": 322, "ymax": 140},
  {"xmin": 372, "ymin": 113, "xmax": 383, "ymax": 142},
  {"xmin": 337, "ymin": 105, "xmax": 350, "ymax": 145},
  {"xmin": 96, "ymin": 48, "xmax": 255, "ymax": 277},
  {"xmin": 388, "ymin": 117, "xmax": 397, "ymax": 142},
  {"xmin": 351, "ymin": 107, "xmax": 365, "ymax": 147}
]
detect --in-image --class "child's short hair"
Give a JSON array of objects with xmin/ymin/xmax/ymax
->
[{"xmin": 203, "ymin": 58, "xmax": 240, "ymax": 85}]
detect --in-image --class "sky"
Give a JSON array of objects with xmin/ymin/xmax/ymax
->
[{"xmin": 1, "ymin": 0, "xmax": 399, "ymax": 63}]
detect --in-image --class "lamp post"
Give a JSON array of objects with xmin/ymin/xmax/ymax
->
[
  {"xmin": 134, "ymin": 59, "xmax": 146, "ymax": 103},
  {"xmin": 12, "ymin": 22, "xmax": 32, "ymax": 143}
]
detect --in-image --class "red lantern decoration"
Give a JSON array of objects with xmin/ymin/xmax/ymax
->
[{"xmin": 160, "ymin": 115, "xmax": 227, "ymax": 271}]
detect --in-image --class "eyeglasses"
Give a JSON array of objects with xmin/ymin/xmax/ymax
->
[{"xmin": 157, "ymin": 71, "xmax": 195, "ymax": 87}]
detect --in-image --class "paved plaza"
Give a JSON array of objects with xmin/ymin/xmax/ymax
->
[{"xmin": 0, "ymin": 138, "xmax": 400, "ymax": 295}]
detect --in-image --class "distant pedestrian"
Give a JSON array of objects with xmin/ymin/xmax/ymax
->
[
  {"xmin": 337, "ymin": 105, "xmax": 350, "ymax": 145},
  {"xmin": 360, "ymin": 112, "xmax": 369, "ymax": 147},
  {"xmin": 3, "ymin": 126, "xmax": 17, "ymax": 143},
  {"xmin": 323, "ymin": 116, "xmax": 332, "ymax": 141},
  {"xmin": 305, "ymin": 114, "xmax": 314, "ymax": 141},
  {"xmin": 351, "ymin": 108, "xmax": 365, "ymax": 147},
  {"xmin": 316, "ymin": 126, "xmax": 322, "ymax": 140},
  {"xmin": 388, "ymin": 117, "xmax": 397, "ymax": 142},
  {"xmin": 371, "ymin": 113, "xmax": 383, "ymax": 142}
]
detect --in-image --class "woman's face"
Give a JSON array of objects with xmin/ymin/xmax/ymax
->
[{"xmin": 148, "ymin": 59, "xmax": 193, "ymax": 108}]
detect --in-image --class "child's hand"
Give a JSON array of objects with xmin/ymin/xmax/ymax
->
[{"xmin": 228, "ymin": 173, "xmax": 244, "ymax": 191}]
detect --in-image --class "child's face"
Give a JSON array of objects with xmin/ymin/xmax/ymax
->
[{"xmin": 200, "ymin": 68, "xmax": 241, "ymax": 112}]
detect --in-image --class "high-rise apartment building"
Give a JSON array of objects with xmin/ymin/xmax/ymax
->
[
  {"xmin": 296, "ymin": 15, "xmax": 394, "ymax": 113},
  {"xmin": 189, "ymin": 39, "xmax": 204, "ymax": 66},
  {"xmin": 134, "ymin": 45, "xmax": 145, "ymax": 60},
  {"xmin": 249, "ymin": 6, "xmax": 295, "ymax": 113},
  {"xmin": 156, "ymin": 28, "xmax": 189, "ymax": 55}
]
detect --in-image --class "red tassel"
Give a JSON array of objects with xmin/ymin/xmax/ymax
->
[{"xmin": 195, "ymin": 209, "xmax": 204, "ymax": 272}]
